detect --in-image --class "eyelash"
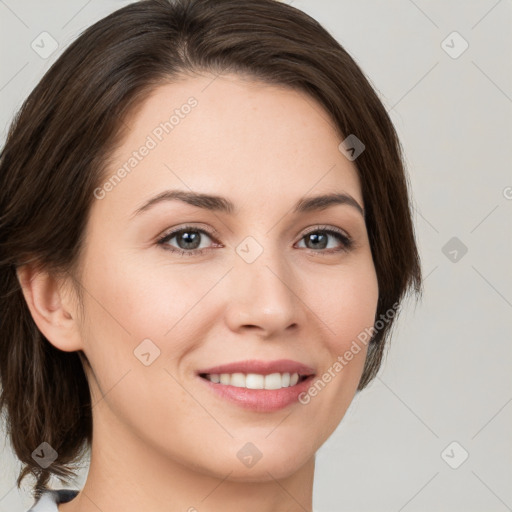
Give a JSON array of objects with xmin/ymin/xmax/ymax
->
[{"xmin": 156, "ymin": 224, "xmax": 354, "ymax": 257}]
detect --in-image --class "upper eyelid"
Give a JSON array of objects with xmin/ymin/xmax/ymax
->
[
  {"xmin": 301, "ymin": 224, "xmax": 349, "ymax": 238},
  {"xmin": 158, "ymin": 225, "xmax": 219, "ymax": 242}
]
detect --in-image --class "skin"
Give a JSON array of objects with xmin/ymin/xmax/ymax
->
[{"xmin": 18, "ymin": 73, "xmax": 379, "ymax": 512}]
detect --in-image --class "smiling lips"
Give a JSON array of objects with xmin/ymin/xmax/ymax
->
[{"xmin": 196, "ymin": 358, "xmax": 317, "ymax": 412}]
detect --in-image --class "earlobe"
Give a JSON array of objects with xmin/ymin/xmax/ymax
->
[{"xmin": 15, "ymin": 264, "xmax": 83, "ymax": 352}]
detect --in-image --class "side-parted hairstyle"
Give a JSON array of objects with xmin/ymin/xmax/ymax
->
[{"xmin": 0, "ymin": 0, "xmax": 422, "ymax": 500}]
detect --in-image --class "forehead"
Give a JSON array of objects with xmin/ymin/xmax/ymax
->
[{"xmin": 96, "ymin": 73, "xmax": 363, "ymax": 218}]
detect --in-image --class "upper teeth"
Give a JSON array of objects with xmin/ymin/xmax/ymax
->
[{"xmin": 204, "ymin": 372, "xmax": 301, "ymax": 389}]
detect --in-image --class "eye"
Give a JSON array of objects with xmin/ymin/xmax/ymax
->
[
  {"xmin": 157, "ymin": 225, "xmax": 219, "ymax": 256},
  {"xmin": 296, "ymin": 225, "xmax": 353, "ymax": 254}
]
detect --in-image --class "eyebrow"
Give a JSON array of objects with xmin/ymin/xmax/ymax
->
[{"xmin": 131, "ymin": 189, "xmax": 364, "ymax": 218}]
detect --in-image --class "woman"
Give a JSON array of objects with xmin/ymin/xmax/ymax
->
[{"xmin": 0, "ymin": 0, "xmax": 422, "ymax": 511}]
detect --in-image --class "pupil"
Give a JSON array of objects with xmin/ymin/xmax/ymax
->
[
  {"xmin": 308, "ymin": 233, "xmax": 327, "ymax": 249},
  {"xmin": 179, "ymin": 231, "xmax": 200, "ymax": 249}
]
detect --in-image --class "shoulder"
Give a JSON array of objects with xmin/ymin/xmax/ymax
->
[{"xmin": 27, "ymin": 489, "xmax": 80, "ymax": 512}]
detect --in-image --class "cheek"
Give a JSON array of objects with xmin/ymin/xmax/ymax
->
[
  {"xmin": 337, "ymin": 269, "xmax": 378, "ymax": 345},
  {"xmin": 307, "ymin": 257, "xmax": 379, "ymax": 405},
  {"xmin": 310, "ymin": 258, "xmax": 379, "ymax": 350},
  {"xmin": 76, "ymin": 254, "xmax": 203, "ymax": 429},
  {"xmin": 79, "ymin": 251, "xmax": 222, "ymax": 368},
  {"xmin": 290, "ymin": 258, "xmax": 378, "ymax": 445}
]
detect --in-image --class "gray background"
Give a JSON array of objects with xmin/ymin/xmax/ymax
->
[{"xmin": 1, "ymin": 1, "xmax": 511, "ymax": 511}]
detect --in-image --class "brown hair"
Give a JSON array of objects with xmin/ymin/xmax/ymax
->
[{"xmin": 0, "ymin": 0, "xmax": 422, "ymax": 500}]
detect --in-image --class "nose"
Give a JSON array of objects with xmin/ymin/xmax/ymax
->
[{"xmin": 223, "ymin": 246, "xmax": 300, "ymax": 337}]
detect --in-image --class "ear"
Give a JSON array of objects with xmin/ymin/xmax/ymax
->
[{"xmin": 15, "ymin": 264, "xmax": 83, "ymax": 352}]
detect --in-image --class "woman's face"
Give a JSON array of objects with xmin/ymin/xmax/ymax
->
[{"xmin": 73, "ymin": 73, "xmax": 379, "ymax": 481}]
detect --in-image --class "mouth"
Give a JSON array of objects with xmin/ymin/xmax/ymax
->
[
  {"xmin": 195, "ymin": 358, "xmax": 316, "ymax": 390},
  {"xmin": 196, "ymin": 370, "xmax": 316, "ymax": 412}
]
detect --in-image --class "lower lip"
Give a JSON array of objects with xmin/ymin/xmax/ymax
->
[{"xmin": 197, "ymin": 375, "xmax": 315, "ymax": 412}]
